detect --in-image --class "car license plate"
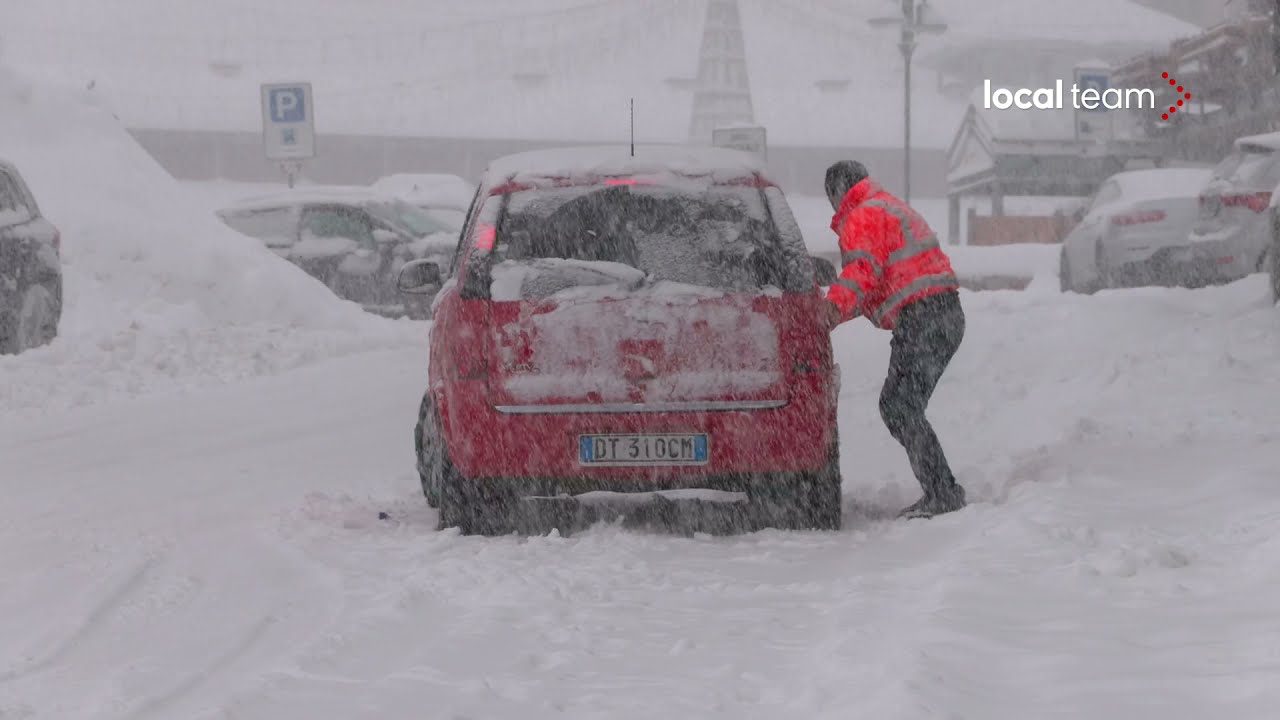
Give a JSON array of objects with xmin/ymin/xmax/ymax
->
[{"xmin": 578, "ymin": 434, "xmax": 709, "ymax": 466}]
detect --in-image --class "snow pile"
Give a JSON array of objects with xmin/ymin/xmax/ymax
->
[
  {"xmin": 370, "ymin": 173, "xmax": 475, "ymax": 211},
  {"xmin": 490, "ymin": 259, "xmax": 648, "ymax": 302},
  {"xmin": 488, "ymin": 146, "xmax": 764, "ymax": 184},
  {"xmin": 494, "ymin": 291, "xmax": 781, "ymax": 404},
  {"xmin": 946, "ymin": 244, "xmax": 1063, "ymax": 289},
  {"xmin": 0, "ymin": 66, "xmax": 417, "ymax": 415},
  {"xmin": 832, "ymin": 274, "xmax": 1280, "ymax": 510}
]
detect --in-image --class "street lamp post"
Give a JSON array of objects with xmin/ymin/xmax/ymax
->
[{"xmin": 869, "ymin": 0, "xmax": 946, "ymax": 205}]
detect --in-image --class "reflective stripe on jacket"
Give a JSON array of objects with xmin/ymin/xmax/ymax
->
[{"xmin": 826, "ymin": 178, "xmax": 959, "ymax": 330}]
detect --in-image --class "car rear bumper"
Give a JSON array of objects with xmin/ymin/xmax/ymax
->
[
  {"xmin": 1103, "ymin": 229, "xmax": 1186, "ymax": 267},
  {"xmin": 438, "ymin": 380, "xmax": 835, "ymax": 482},
  {"xmin": 1111, "ymin": 244, "xmax": 1250, "ymax": 288}
]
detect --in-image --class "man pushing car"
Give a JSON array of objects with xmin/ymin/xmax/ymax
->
[{"xmin": 823, "ymin": 160, "xmax": 968, "ymax": 519}]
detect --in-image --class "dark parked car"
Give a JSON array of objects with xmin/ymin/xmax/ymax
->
[
  {"xmin": 0, "ymin": 159, "xmax": 62, "ymax": 355},
  {"xmin": 217, "ymin": 188, "xmax": 460, "ymax": 319},
  {"xmin": 401, "ymin": 145, "xmax": 843, "ymax": 535}
]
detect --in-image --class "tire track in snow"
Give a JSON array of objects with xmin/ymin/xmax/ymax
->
[
  {"xmin": 0, "ymin": 556, "xmax": 158, "ymax": 685},
  {"xmin": 117, "ymin": 614, "xmax": 279, "ymax": 720}
]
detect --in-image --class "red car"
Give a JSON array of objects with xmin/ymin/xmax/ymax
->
[{"xmin": 400, "ymin": 146, "xmax": 842, "ymax": 535}]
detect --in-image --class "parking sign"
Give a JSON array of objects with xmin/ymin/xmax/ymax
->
[
  {"xmin": 1073, "ymin": 64, "xmax": 1114, "ymax": 143},
  {"xmin": 261, "ymin": 82, "xmax": 315, "ymax": 160},
  {"xmin": 1077, "ymin": 73, "xmax": 1109, "ymax": 113}
]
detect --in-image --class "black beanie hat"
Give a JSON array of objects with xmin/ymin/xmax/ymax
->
[{"xmin": 824, "ymin": 160, "xmax": 869, "ymax": 205}]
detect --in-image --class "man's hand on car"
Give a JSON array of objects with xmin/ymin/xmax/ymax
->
[{"xmin": 823, "ymin": 301, "xmax": 844, "ymax": 330}]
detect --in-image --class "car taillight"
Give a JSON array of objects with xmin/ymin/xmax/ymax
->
[
  {"xmin": 475, "ymin": 223, "xmax": 496, "ymax": 251},
  {"xmin": 1222, "ymin": 192, "xmax": 1272, "ymax": 213},
  {"xmin": 1111, "ymin": 210, "xmax": 1166, "ymax": 226}
]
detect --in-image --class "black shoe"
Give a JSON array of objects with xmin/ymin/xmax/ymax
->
[{"xmin": 898, "ymin": 485, "xmax": 967, "ymax": 520}]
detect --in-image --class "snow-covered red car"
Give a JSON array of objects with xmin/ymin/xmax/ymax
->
[
  {"xmin": 400, "ymin": 145, "xmax": 842, "ymax": 535},
  {"xmin": 0, "ymin": 158, "xmax": 61, "ymax": 355}
]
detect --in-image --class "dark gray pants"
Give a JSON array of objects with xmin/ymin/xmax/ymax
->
[{"xmin": 879, "ymin": 291, "xmax": 965, "ymax": 498}]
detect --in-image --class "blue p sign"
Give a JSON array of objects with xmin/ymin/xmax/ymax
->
[
  {"xmin": 270, "ymin": 87, "xmax": 306, "ymax": 123},
  {"xmin": 1079, "ymin": 73, "xmax": 1109, "ymax": 112}
]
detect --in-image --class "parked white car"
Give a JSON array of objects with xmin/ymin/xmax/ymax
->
[
  {"xmin": 1186, "ymin": 131, "xmax": 1280, "ymax": 283},
  {"xmin": 369, "ymin": 173, "xmax": 474, "ymax": 230},
  {"xmin": 1060, "ymin": 167, "xmax": 1212, "ymax": 294}
]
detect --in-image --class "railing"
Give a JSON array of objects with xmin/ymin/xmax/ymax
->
[{"xmin": 966, "ymin": 209, "xmax": 1073, "ymax": 246}]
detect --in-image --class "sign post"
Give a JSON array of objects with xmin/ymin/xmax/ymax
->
[
  {"xmin": 1073, "ymin": 62, "xmax": 1113, "ymax": 144},
  {"xmin": 711, "ymin": 125, "xmax": 767, "ymax": 161},
  {"xmin": 260, "ymin": 82, "xmax": 315, "ymax": 188}
]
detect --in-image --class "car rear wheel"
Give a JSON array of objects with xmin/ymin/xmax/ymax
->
[
  {"xmin": 1059, "ymin": 247, "xmax": 1072, "ymax": 293},
  {"xmin": 750, "ymin": 439, "xmax": 843, "ymax": 531},
  {"xmin": 414, "ymin": 393, "xmax": 440, "ymax": 508},
  {"xmin": 428, "ymin": 424, "xmax": 517, "ymax": 536},
  {"xmin": 437, "ymin": 454, "xmax": 518, "ymax": 536}
]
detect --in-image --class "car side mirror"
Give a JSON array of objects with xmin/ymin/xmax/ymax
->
[
  {"xmin": 373, "ymin": 228, "xmax": 401, "ymax": 245},
  {"xmin": 811, "ymin": 256, "xmax": 838, "ymax": 286},
  {"xmin": 397, "ymin": 259, "xmax": 442, "ymax": 294}
]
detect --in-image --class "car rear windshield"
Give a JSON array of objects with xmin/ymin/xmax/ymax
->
[{"xmin": 478, "ymin": 181, "xmax": 811, "ymax": 298}]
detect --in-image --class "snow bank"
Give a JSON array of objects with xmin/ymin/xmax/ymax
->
[
  {"xmin": 370, "ymin": 173, "xmax": 474, "ymax": 211},
  {"xmin": 831, "ymin": 273, "xmax": 1280, "ymax": 508},
  {"xmin": 0, "ymin": 67, "xmax": 416, "ymax": 414},
  {"xmin": 946, "ymin": 244, "xmax": 1062, "ymax": 289}
]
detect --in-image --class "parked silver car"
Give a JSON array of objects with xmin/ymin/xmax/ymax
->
[
  {"xmin": 1060, "ymin": 167, "xmax": 1212, "ymax": 293},
  {"xmin": 1185, "ymin": 131, "xmax": 1280, "ymax": 283},
  {"xmin": 217, "ymin": 188, "xmax": 459, "ymax": 319}
]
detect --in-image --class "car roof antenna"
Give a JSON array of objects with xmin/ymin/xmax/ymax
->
[{"xmin": 630, "ymin": 98, "xmax": 635, "ymax": 157}]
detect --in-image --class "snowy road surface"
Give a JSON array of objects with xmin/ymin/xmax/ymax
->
[{"xmin": 4, "ymin": 278, "xmax": 1280, "ymax": 719}]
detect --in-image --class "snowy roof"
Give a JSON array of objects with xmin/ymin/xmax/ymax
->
[
  {"xmin": 370, "ymin": 173, "xmax": 475, "ymax": 208},
  {"xmin": 483, "ymin": 144, "xmax": 766, "ymax": 182},
  {"xmin": 1235, "ymin": 131, "xmax": 1280, "ymax": 152},
  {"xmin": 2, "ymin": 0, "xmax": 1197, "ymax": 150}
]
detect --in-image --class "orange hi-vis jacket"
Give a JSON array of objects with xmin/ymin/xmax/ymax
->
[{"xmin": 826, "ymin": 178, "xmax": 959, "ymax": 330}]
